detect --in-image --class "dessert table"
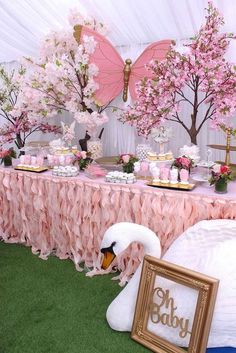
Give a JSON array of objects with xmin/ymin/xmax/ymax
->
[{"xmin": 1, "ymin": 166, "xmax": 236, "ymax": 285}]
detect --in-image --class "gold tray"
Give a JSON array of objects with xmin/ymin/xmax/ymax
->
[
  {"xmin": 147, "ymin": 181, "xmax": 196, "ymax": 191},
  {"xmin": 14, "ymin": 166, "xmax": 48, "ymax": 173}
]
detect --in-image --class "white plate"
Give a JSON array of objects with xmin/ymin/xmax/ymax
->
[
  {"xmin": 197, "ymin": 161, "xmax": 215, "ymax": 168},
  {"xmin": 191, "ymin": 174, "xmax": 209, "ymax": 182}
]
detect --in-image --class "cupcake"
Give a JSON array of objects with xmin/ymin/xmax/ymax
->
[
  {"xmin": 165, "ymin": 151, "xmax": 174, "ymax": 160},
  {"xmin": 147, "ymin": 152, "xmax": 158, "ymax": 161},
  {"xmin": 158, "ymin": 153, "xmax": 166, "ymax": 161}
]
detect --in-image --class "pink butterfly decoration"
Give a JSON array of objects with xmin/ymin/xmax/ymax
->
[{"xmin": 74, "ymin": 25, "xmax": 173, "ymax": 105}]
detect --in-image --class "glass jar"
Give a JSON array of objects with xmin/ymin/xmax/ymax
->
[
  {"xmin": 136, "ymin": 144, "xmax": 151, "ymax": 161},
  {"xmin": 87, "ymin": 138, "xmax": 103, "ymax": 160},
  {"xmin": 3, "ymin": 155, "xmax": 12, "ymax": 167},
  {"xmin": 215, "ymin": 179, "xmax": 227, "ymax": 194}
]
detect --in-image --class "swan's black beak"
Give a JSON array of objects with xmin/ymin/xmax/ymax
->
[{"xmin": 101, "ymin": 242, "xmax": 116, "ymax": 270}]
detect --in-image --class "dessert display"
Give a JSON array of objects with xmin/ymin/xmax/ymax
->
[
  {"xmin": 52, "ymin": 166, "xmax": 79, "ymax": 177},
  {"xmin": 15, "ymin": 154, "xmax": 48, "ymax": 172},
  {"xmin": 48, "ymin": 139, "xmax": 77, "ymax": 167},
  {"xmin": 147, "ymin": 164, "xmax": 194, "ymax": 190},
  {"xmin": 47, "ymin": 153, "xmax": 74, "ymax": 167},
  {"xmin": 105, "ymin": 171, "xmax": 136, "ymax": 184}
]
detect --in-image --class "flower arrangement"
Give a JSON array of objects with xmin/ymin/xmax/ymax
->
[
  {"xmin": 117, "ymin": 154, "xmax": 139, "ymax": 173},
  {"xmin": 209, "ymin": 164, "xmax": 232, "ymax": 185},
  {"xmin": 171, "ymin": 156, "xmax": 194, "ymax": 171},
  {"xmin": 73, "ymin": 150, "xmax": 92, "ymax": 170},
  {"xmin": 0, "ymin": 148, "xmax": 16, "ymax": 167}
]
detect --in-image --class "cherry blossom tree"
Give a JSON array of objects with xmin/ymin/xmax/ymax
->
[
  {"xmin": 0, "ymin": 66, "xmax": 60, "ymax": 150},
  {"xmin": 17, "ymin": 10, "xmax": 109, "ymax": 144},
  {"xmin": 121, "ymin": 2, "xmax": 236, "ymax": 145}
]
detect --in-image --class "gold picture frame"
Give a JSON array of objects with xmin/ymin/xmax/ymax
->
[{"xmin": 131, "ymin": 256, "xmax": 219, "ymax": 353}]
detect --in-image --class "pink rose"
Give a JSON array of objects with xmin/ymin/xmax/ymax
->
[
  {"xmin": 212, "ymin": 164, "xmax": 221, "ymax": 174},
  {"xmin": 220, "ymin": 165, "xmax": 230, "ymax": 174},
  {"xmin": 76, "ymin": 151, "xmax": 82, "ymax": 159},
  {"xmin": 180, "ymin": 157, "xmax": 190, "ymax": 168},
  {"xmin": 81, "ymin": 151, "xmax": 87, "ymax": 159},
  {"xmin": 122, "ymin": 154, "xmax": 130, "ymax": 163}
]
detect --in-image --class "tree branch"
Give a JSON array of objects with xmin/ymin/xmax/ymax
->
[
  {"xmin": 197, "ymin": 101, "xmax": 215, "ymax": 134},
  {"xmin": 170, "ymin": 112, "xmax": 190, "ymax": 132}
]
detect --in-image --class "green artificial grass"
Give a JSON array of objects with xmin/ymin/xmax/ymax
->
[{"xmin": 0, "ymin": 242, "xmax": 150, "ymax": 353}]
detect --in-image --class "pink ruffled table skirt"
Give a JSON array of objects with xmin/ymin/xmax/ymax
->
[{"xmin": 1, "ymin": 167, "xmax": 236, "ymax": 285}]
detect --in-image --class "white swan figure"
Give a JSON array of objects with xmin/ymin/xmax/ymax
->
[
  {"xmin": 100, "ymin": 219, "xmax": 236, "ymax": 348},
  {"xmin": 101, "ymin": 222, "xmax": 161, "ymax": 332}
]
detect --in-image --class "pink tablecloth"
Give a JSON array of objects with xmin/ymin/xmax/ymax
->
[{"xmin": 1, "ymin": 166, "xmax": 236, "ymax": 284}]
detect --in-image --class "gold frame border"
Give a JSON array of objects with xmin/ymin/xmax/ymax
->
[{"xmin": 131, "ymin": 256, "xmax": 219, "ymax": 353}]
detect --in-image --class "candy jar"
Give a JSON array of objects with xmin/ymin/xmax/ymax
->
[{"xmin": 136, "ymin": 144, "xmax": 152, "ymax": 161}]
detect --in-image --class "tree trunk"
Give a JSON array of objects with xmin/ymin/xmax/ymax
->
[
  {"xmin": 189, "ymin": 118, "xmax": 198, "ymax": 145},
  {"xmin": 15, "ymin": 133, "xmax": 24, "ymax": 149},
  {"xmin": 190, "ymin": 133, "xmax": 197, "ymax": 145}
]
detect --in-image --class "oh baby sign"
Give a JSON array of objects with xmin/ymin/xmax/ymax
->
[
  {"xmin": 149, "ymin": 287, "xmax": 192, "ymax": 339},
  {"xmin": 131, "ymin": 256, "xmax": 219, "ymax": 353}
]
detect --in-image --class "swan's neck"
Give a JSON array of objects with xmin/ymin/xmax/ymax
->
[{"xmin": 131, "ymin": 227, "xmax": 161, "ymax": 259}]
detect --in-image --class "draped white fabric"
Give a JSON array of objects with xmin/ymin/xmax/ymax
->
[{"xmin": 0, "ymin": 0, "xmax": 236, "ymax": 162}]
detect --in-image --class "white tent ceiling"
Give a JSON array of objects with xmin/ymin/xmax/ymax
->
[{"xmin": 0, "ymin": 0, "xmax": 236, "ymax": 63}]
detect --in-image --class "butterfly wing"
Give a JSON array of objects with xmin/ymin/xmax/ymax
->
[
  {"xmin": 74, "ymin": 25, "xmax": 124, "ymax": 106},
  {"xmin": 129, "ymin": 40, "xmax": 173, "ymax": 101}
]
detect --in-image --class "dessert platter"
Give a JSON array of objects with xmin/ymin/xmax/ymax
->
[
  {"xmin": 14, "ymin": 166, "xmax": 48, "ymax": 173},
  {"xmin": 147, "ymin": 180, "xmax": 196, "ymax": 191},
  {"xmin": 15, "ymin": 155, "xmax": 48, "ymax": 173}
]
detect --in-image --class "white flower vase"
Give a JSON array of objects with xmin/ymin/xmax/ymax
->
[{"xmin": 87, "ymin": 138, "xmax": 103, "ymax": 160}]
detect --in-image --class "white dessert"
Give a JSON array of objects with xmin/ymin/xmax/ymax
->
[
  {"xmin": 52, "ymin": 165, "xmax": 79, "ymax": 177},
  {"xmin": 160, "ymin": 179, "xmax": 169, "ymax": 184},
  {"xmin": 105, "ymin": 171, "xmax": 136, "ymax": 184},
  {"xmin": 153, "ymin": 178, "xmax": 160, "ymax": 183}
]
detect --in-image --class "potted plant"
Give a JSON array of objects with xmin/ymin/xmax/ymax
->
[
  {"xmin": 209, "ymin": 164, "xmax": 233, "ymax": 193},
  {"xmin": 0, "ymin": 148, "xmax": 16, "ymax": 167}
]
